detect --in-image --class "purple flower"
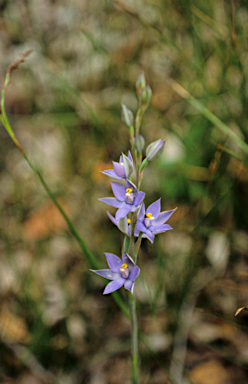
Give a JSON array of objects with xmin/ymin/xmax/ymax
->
[
  {"xmin": 99, "ymin": 179, "xmax": 145, "ymax": 221},
  {"xmin": 101, "ymin": 151, "xmax": 134, "ymax": 181},
  {"xmin": 135, "ymin": 199, "xmax": 176, "ymax": 243},
  {"xmin": 90, "ymin": 252, "xmax": 140, "ymax": 294}
]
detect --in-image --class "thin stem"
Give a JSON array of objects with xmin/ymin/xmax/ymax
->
[
  {"xmin": 130, "ymin": 291, "xmax": 138, "ymax": 384},
  {"xmin": 134, "ymin": 233, "xmax": 142, "ymax": 263}
]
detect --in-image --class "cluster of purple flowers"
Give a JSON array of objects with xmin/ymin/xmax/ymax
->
[{"xmin": 91, "ymin": 145, "xmax": 176, "ymax": 295}]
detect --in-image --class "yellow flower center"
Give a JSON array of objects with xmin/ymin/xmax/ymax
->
[
  {"xmin": 120, "ymin": 263, "xmax": 129, "ymax": 278},
  {"xmin": 127, "ymin": 219, "xmax": 131, "ymax": 224},
  {"xmin": 146, "ymin": 212, "xmax": 154, "ymax": 219},
  {"xmin": 126, "ymin": 188, "xmax": 133, "ymax": 194}
]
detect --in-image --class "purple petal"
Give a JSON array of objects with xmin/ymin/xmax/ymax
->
[
  {"xmin": 122, "ymin": 252, "xmax": 135, "ymax": 270},
  {"xmin": 90, "ymin": 269, "xmax": 120, "ymax": 280},
  {"xmin": 146, "ymin": 199, "xmax": 161, "ymax": 219},
  {"xmin": 103, "ymin": 278, "xmax": 125, "ymax": 294},
  {"xmin": 111, "ymin": 182, "xmax": 126, "ymax": 201},
  {"xmin": 115, "ymin": 204, "xmax": 132, "ymax": 220},
  {"xmin": 128, "ymin": 265, "xmax": 140, "ymax": 281},
  {"xmin": 143, "ymin": 231, "xmax": 155, "ymax": 243},
  {"xmin": 136, "ymin": 220, "xmax": 148, "ymax": 233},
  {"xmin": 150, "ymin": 224, "xmax": 172, "ymax": 234},
  {"xmin": 133, "ymin": 191, "xmax": 145, "ymax": 207},
  {"xmin": 127, "ymin": 151, "xmax": 133, "ymax": 163},
  {"xmin": 101, "ymin": 169, "xmax": 122, "ymax": 181},
  {"xmin": 153, "ymin": 208, "xmax": 177, "ymax": 226},
  {"xmin": 99, "ymin": 197, "xmax": 124, "ymax": 208},
  {"xmin": 137, "ymin": 203, "xmax": 145, "ymax": 221},
  {"xmin": 107, "ymin": 211, "xmax": 118, "ymax": 226},
  {"xmin": 136, "ymin": 221, "xmax": 155, "ymax": 243},
  {"xmin": 105, "ymin": 253, "xmax": 122, "ymax": 272},
  {"xmin": 112, "ymin": 162, "xmax": 125, "ymax": 178},
  {"xmin": 124, "ymin": 279, "xmax": 134, "ymax": 293}
]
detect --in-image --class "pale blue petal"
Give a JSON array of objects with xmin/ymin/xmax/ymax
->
[
  {"xmin": 124, "ymin": 279, "xmax": 134, "ymax": 293},
  {"xmin": 111, "ymin": 182, "xmax": 126, "ymax": 201},
  {"xmin": 142, "ymin": 228, "xmax": 155, "ymax": 243},
  {"xmin": 90, "ymin": 269, "xmax": 120, "ymax": 280},
  {"xmin": 153, "ymin": 208, "xmax": 177, "ymax": 226},
  {"xmin": 136, "ymin": 220, "xmax": 148, "ymax": 233},
  {"xmin": 103, "ymin": 278, "xmax": 125, "ymax": 294},
  {"xmin": 113, "ymin": 162, "xmax": 125, "ymax": 178},
  {"xmin": 146, "ymin": 199, "xmax": 161, "ymax": 219},
  {"xmin": 107, "ymin": 211, "xmax": 118, "ymax": 226},
  {"xmin": 105, "ymin": 252, "xmax": 122, "ymax": 272},
  {"xmin": 150, "ymin": 224, "xmax": 172, "ymax": 233},
  {"xmin": 129, "ymin": 265, "xmax": 140, "ymax": 281},
  {"xmin": 115, "ymin": 204, "xmax": 132, "ymax": 220},
  {"xmin": 99, "ymin": 197, "xmax": 124, "ymax": 208},
  {"xmin": 101, "ymin": 169, "xmax": 122, "ymax": 181},
  {"xmin": 127, "ymin": 151, "xmax": 133, "ymax": 163},
  {"xmin": 137, "ymin": 203, "xmax": 145, "ymax": 221},
  {"xmin": 134, "ymin": 191, "xmax": 145, "ymax": 207}
]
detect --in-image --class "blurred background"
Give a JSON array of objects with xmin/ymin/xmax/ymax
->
[{"xmin": 0, "ymin": 0, "xmax": 248, "ymax": 383}]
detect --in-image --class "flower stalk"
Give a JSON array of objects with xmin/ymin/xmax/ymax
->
[
  {"xmin": 0, "ymin": 56, "xmax": 178, "ymax": 383},
  {"xmin": 130, "ymin": 291, "xmax": 139, "ymax": 384},
  {"xmin": 97, "ymin": 73, "xmax": 176, "ymax": 383}
]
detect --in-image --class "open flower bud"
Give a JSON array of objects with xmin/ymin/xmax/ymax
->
[{"xmin": 146, "ymin": 139, "xmax": 165, "ymax": 161}]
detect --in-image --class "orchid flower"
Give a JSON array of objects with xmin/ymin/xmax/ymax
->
[
  {"xmin": 101, "ymin": 151, "xmax": 134, "ymax": 181},
  {"xmin": 99, "ymin": 179, "xmax": 145, "ymax": 221},
  {"xmin": 91, "ymin": 252, "xmax": 140, "ymax": 294},
  {"xmin": 135, "ymin": 199, "xmax": 176, "ymax": 243}
]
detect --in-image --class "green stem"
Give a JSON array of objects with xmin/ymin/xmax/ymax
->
[
  {"xmin": 134, "ymin": 234, "xmax": 142, "ymax": 263},
  {"xmin": 130, "ymin": 291, "xmax": 138, "ymax": 384},
  {"xmin": 0, "ymin": 60, "xmax": 177, "ymax": 382}
]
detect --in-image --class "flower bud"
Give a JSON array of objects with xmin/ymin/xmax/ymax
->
[
  {"xmin": 121, "ymin": 104, "xmax": 133, "ymax": 127},
  {"xmin": 146, "ymin": 139, "xmax": 165, "ymax": 161},
  {"xmin": 136, "ymin": 72, "xmax": 146, "ymax": 96},
  {"xmin": 135, "ymin": 134, "xmax": 145, "ymax": 152},
  {"xmin": 140, "ymin": 85, "xmax": 152, "ymax": 106}
]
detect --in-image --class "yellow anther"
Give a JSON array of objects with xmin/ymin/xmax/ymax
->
[
  {"xmin": 146, "ymin": 212, "xmax": 153, "ymax": 218},
  {"xmin": 126, "ymin": 188, "xmax": 133, "ymax": 194},
  {"xmin": 122, "ymin": 263, "xmax": 128, "ymax": 269},
  {"xmin": 127, "ymin": 218, "xmax": 131, "ymax": 224}
]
